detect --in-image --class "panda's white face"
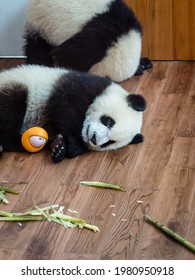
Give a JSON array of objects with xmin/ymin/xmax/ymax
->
[{"xmin": 82, "ymin": 83, "xmax": 145, "ymax": 151}]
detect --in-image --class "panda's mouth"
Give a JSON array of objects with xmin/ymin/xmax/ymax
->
[
  {"xmin": 100, "ymin": 140, "xmax": 116, "ymax": 148},
  {"xmin": 88, "ymin": 132, "xmax": 99, "ymax": 147},
  {"xmin": 85, "ymin": 125, "xmax": 96, "ymax": 147},
  {"xmin": 88, "ymin": 138, "xmax": 116, "ymax": 149},
  {"xmin": 86, "ymin": 125, "xmax": 110, "ymax": 148},
  {"xmin": 88, "ymin": 140, "xmax": 98, "ymax": 148}
]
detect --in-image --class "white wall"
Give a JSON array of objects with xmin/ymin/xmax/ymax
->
[{"xmin": 0, "ymin": 0, "xmax": 29, "ymax": 57}]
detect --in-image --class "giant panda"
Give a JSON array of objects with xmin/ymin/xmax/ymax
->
[
  {"xmin": 0, "ymin": 65, "xmax": 146, "ymax": 163},
  {"xmin": 23, "ymin": 0, "xmax": 152, "ymax": 82}
]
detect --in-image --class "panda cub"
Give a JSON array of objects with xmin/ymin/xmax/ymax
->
[
  {"xmin": 24, "ymin": 0, "xmax": 152, "ymax": 82},
  {"xmin": 0, "ymin": 65, "xmax": 146, "ymax": 163}
]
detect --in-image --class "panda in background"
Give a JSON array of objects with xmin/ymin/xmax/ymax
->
[
  {"xmin": 24, "ymin": 0, "xmax": 152, "ymax": 82},
  {"xmin": 0, "ymin": 65, "xmax": 146, "ymax": 163}
]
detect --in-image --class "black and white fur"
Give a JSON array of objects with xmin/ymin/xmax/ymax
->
[
  {"xmin": 0, "ymin": 65, "xmax": 146, "ymax": 163},
  {"xmin": 24, "ymin": 0, "xmax": 152, "ymax": 82}
]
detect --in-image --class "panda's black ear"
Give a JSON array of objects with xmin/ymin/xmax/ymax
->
[
  {"xmin": 126, "ymin": 94, "xmax": 146, "ymax": 111},
  {"xmin": 129, "ymin": 134, "xmax": 144, "ymax": 145}
]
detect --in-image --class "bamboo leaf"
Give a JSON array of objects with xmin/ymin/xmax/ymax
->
[
  {"xmin": 35, "ymin": 205, "xmax": 50, "ymax": 220},
  {"xmin": 50, "ymin": 212, "xmax": 86, "ymax": 225},
  {"xmin": 80, "ymin": 181, "xmax": 126, "ymax": 191},
  {"xmin": 0, "ymin": 191, "xmax": 9, "ymax": 204},
  {"xmin": 144, "ymin": 214, "xmax": 195, "ymax": 253},
  {"xmin": 0, "ymin": 186, "xmax": 19, "ymax": 204}
]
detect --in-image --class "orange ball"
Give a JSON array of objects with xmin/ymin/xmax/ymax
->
[{"xmin": 21, "ymin": 127, "xmax": 48, "ymax": 153}]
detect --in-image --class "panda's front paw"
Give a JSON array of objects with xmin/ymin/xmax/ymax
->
[
  {"xmin": 51, "ymin": 134, "xmax": 66, "ymax": 163},
  {"xmin": 141, "ymin": 57, "xmax": 153, "ymax": 70}
]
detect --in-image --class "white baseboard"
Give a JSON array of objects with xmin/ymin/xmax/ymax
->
[{"xmin": 0, "ymin": 56, "xmax": 26, "ymax": 58}]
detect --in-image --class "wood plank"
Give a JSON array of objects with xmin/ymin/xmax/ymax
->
[
  {"xmin": 177, "ymin": 63, "xmax": 195, "ymax": 137},
  {"xmin": 119, "ymin": 74, "xmax": 145, "ymax": 93},
  {"xmin": 173, "ymin": 0, "xmax": 195, "ymax": 60},
  {"xmin": 126, "ymin": 0, "xmax": 174, "ymax": 60},
  {"xmin": 0, "ymin": 152, "xmax": 46, "ymax": 184},
  {"xmin": 125, "ymin": 0, "xmax": 149, "ymax": 57},
  {"xmin": 60, "ymin": 253, "xmax": 100, "ymax": 260},
  {"xmin": 0, "ymin": 249, "xmax": 25, "ymax": 260},
  {"xmin": 177, "ymin": 90, "xmax": 195, "ymax": 137},
  {"xmin": 162, "ymin": 61, "xmax": 194, "ymax": 95},
  {"xmin": 126, "ymin": 0, "xmax": 195, "ymax": 60},
  {"xmin": 148, "ymin": 0, "xmax": 173, "ymax": 60}
]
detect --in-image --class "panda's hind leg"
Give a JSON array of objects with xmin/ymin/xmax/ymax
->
[
  {"xmin": 24, "ymin": 28, "xmax": 54, "ymax": 66},
  {"xmin": 0, "ymin": 138, "xmax": 24, "ymax": 154},
  {"xmin": 141, "ymin": 57, "xmax": 153, "ymax": 71},
  {"xmin": 0, "ymin": 83, "xmax": 27, "ymax": 155},
  {"xmin": 135, "ymin": 57, "xmax": 153, "ymax": 76}
]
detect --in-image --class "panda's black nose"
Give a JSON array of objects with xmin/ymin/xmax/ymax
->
[{"xmin": 91, "ymin": 133, "xmax": 97, "ymax": 145}]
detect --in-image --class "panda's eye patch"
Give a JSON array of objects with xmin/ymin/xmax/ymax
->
[
  {"xmin": 101, "ymin": 140, "xmax": 116, "ymax": 148},
  {"xmin": 100, "ymin": 115, "xmax": 115, "ymax": 128}
]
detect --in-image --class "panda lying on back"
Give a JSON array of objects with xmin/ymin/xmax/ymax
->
[
  {"xmin": 24, "ymin": 0, "xmax": 152, "ymax": 82},
  {"xmin": 0, "ymin": 65, "xmax": 146, "ymax": 163}
]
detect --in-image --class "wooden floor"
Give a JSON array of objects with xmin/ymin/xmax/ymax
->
[{"xmin": 0, "ymin": 59, "xmax": 194, "ymax": 260}]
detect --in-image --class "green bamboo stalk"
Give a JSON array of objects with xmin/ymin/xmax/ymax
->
[
  {"xmin": 82, "ymin": 223, "xmax": 100, "ymax": 232},
  {"xmin": 0, "ymin": 211, "xmax": 13, "ymax": 217},
  {"xmin": 48, "ymin": 208, "xmax": 99, "ymax": 232},
  {"xmin": 144, "ymin": 214, "xmax": 195, "ymax": 253},
  {"xmin": 80, "ymin": 181, "xmax": 126, "ymax": 191},
  {"xmin": 0, "ymin": 186, "xmax": 19, "ymax": 194},
  {"xmin": 0, "ymin": 204, "xmax": 100, "ymax": 232},
  {"xmin": 50, "ymin": 212, "xmax": 87, "ymax": 225},
  {"xmin": 13, "ymin": 204, "xmax": 59, "ymax": 216},
  {"xmin": 0, "ymin": 216, "xmax": 44, "ymax": 221}
]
